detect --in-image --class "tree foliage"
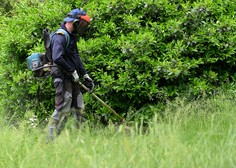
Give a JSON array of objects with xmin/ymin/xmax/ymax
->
[{"xmin": 0, "ymin": 0, "xmax": 235, "ymax": 121}]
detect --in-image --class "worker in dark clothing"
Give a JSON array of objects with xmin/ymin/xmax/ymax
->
[{"xmin": 48, "ymin": 8, "xmax": 94, "ymax": 140}]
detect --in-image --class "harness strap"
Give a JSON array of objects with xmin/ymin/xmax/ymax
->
[{"xmin": 54, "ymin": 28, "xmax": 70, "ymax": 49}]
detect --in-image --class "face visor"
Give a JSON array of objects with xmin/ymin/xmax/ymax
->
[{"xmin": 74, "ymin": 14, "xmax": 91, "ymax": 36}]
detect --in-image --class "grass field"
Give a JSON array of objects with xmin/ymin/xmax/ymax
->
[{"xmin": 0, "ymin": 93, "xmax": 236, "ymax": 168}]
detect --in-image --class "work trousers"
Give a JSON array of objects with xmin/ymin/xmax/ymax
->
[
  {"xmin": 52, "ymin": 76, "xmax": 84, "ymax": 119},
  {"xmin": 48, "ymin": 75, "xmax": 85, "ymax": 140}
]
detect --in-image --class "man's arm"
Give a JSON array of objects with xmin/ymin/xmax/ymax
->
[
  {"xmin": 75, "ymin": 47, "xmax": 87, "ymax": 76},
  {"xmin": 52, "ymin": 34, "xmax": 75, "ymax": 74}
]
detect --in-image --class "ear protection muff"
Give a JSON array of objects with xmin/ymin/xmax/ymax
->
[{"xmin": 72, "ymin": 19, "xmax": 80, "ymax": 30}]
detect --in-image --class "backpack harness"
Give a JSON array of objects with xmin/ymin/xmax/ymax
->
[{"xmin": 27, "ymin": 28, "xmax": 70, "ymax": 77}]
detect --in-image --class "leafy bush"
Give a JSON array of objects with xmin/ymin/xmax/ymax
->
[
  {"xmin": 80, "ymin": 0, "xmax": 236, "ymax": 120},
  {"xmin": 0, "ymin": 0, "xmax": 235, "ymax": 122}
]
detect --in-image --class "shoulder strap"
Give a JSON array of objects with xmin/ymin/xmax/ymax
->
[{"xmin": 54, "ymin": 28, "xmax": 70, "ymax": 49}]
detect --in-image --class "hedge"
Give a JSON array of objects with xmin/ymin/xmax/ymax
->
[{"xmin": 0, "ymin": 0, "xmax": 235, "ymax": 122}]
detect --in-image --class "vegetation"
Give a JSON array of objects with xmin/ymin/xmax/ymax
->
[
  {"xmin": 0, "ymin": 0, "xmax": 235, "ymax": 122},
  {"xmin": 0, "ymin": 1, "xmax": 235, "ymax": 167},
  {"xmin": 1, "ymin": 91, "xmax": 236, "ymax": 168}
]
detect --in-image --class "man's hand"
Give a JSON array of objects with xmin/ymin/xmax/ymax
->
[
  {"xmin": 83, "ymin": 74, "xmax": 94, "ymax": 92},
  {"xmin": 72, "ymin": 70, "xmax": 80, "ymax": 82},
  {"xmin": 83, "ymin": 74, "xmax": 93, "ymax": 82}
]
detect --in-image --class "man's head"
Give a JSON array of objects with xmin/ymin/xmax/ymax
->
[{"xmin": 64, "ymin": 8, "xmax": 91, "ymax": 35}]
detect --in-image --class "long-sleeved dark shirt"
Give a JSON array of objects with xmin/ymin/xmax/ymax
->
[{"xmin": 51, "ymin": 22, "xmax": 87, "ymax": 76}]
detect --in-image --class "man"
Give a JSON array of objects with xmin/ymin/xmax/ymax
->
[{"xmin": 48, "ymin": 8, "xmax": 94, "ymax": 140}]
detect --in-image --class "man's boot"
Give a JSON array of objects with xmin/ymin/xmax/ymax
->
[{"xmin": 48, "ymin": 118, "xmax": 59, "ymax": 141}]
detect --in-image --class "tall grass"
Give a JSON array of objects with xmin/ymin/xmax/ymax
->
[{"xmin": 0, "ymin": 93, "xmax": 236, "ymax": 168}]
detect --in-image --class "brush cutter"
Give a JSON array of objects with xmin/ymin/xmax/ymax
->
[
  {"xmin": 79, "ymin": 81, "xmax": 132, "ymax": 134},
  {"xmin": 78, "ymin": 81, "xmax": 124, "ymax": 122}
]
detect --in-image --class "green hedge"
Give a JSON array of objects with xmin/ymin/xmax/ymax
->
[{"xmin": 0, "ymin": 0, "xmax": 235, "ymax": 122}]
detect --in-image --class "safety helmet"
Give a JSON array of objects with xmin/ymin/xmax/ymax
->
[{"xmin": 64, "ymin": 8, "xmax": 91, "ymax": 36}]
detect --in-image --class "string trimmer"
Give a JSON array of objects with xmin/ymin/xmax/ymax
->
[{"xmin": 78, "ymin": 81, "xmax": 124, "ymax": 122}]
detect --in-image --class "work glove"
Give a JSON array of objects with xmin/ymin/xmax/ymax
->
[
  {"xmin": 72, "ymin": 70, "xmax": 80, "ymax": 82},
  {"xmin": 83, "ymin": 74, "xmax": 94, "ymax": 92}
]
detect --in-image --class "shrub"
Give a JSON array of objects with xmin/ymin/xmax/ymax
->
[{"xmin": 0, "ymin": 0, "xmax": 235, "ymax": 122}]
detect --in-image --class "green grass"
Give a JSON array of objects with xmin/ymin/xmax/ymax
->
[{"xmin": 0, "ymin": 93, "xmax": 236, "ymax": 168}]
